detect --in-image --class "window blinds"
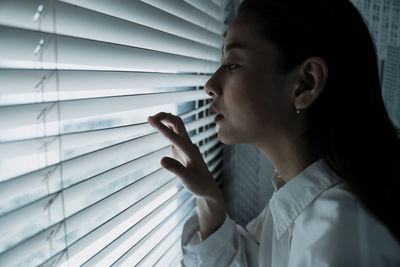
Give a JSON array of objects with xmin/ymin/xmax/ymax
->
[{"xmin": 0, "ymin": 0, "xmax": 228, "ymax": 265}]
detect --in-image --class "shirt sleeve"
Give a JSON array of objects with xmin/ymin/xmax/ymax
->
[{"xmin": 180, "ymin": 212, "xmax": 260, "ymax": 267}]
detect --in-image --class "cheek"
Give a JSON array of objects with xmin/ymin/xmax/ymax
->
[
  {"xmin": 250, "ymin": 85, "xmax": 289, "ymax": 127},
  {"xmin": 225, "ymin": 87, "xmax": 269, "ymax": 130},
  {"xmin": 246, "ymin": 81, "xmax": 278, "ymax": 116},
  {"xmin": 224, "ymin": 68, "xmax": 285, "ymax": 121}
]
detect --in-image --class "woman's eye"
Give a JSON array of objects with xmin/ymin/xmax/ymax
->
[{"xmin": 223, "ymin": 64, "xmax": 239, "ymax": 72}]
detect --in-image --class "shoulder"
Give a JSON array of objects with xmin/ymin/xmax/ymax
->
[
  {"xmin": 289, "ymin": 181, "xmax": 400, "ymax": 267},
  {"xmin": 298, "ymin": 181, "xmax": 358, "ymax": 225}
]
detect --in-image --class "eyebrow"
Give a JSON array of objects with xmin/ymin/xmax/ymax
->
[{"xmin": 222, "ymin": 42, "xmax": 247, "ymax": 55}]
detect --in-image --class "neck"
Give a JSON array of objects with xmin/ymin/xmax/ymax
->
[{"xmin": 257, "ymin": 132, "xmax": 319, "ymax": 183}]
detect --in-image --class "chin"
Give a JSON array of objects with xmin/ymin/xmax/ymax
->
[{"xmin": 217, "ymin": 131, "xmax": 241, "ymax": 145}]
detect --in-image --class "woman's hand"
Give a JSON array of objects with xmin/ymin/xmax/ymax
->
[
  {"xmin": 147, "ymin": 112, "xmax": 221, "ymax": 200},
  {"xmin": 148, "ymin": 112, "xmax": 226, "ymax": 240}
]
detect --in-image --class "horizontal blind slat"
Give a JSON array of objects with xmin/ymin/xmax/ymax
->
[
  {"xmin": 56, "ymin": 1, "xmax": 221, "ymax": 61},
  {"xmin": 0, "ymin": 140, "xmax": 218, "ymax": 266},
  {"xmin": 115, "ymin": 206, "xmax": 196, "ymax": 266},
  {"xmin": 0, "ymin": 0, "xmax": 223, "ymax": 50},
  {"xmin": 0, "ymin": 0, "xmax": 226, "ymax": 264},
  {"xmin": 62, "ymin": 139, "xmax": 218, "ymax": 220},
  {"xmin": 141, "ymin": 0, "xmax": 226, "ymax": 35},
  {"xmin": 0, "ymin": 136, "xmax": 218, "ymax": 254},
  {"xmin": 59, "ymin": 90, "xmax": 207, "ymax": 121},
  {"xmin": 85, "ymin": 195, "xmax": 196, "ymax": 266},
  {"xmin": 0, "ymin": 104, "xmax": 211, "ymax": 169},
  {"xmin": 0, "ymin": 113, "xmax": 216, "ymax": 183},
  {"xmin": 0, "ymin": 26, "xmax": 220, "ymax": 72},
  {"xmin": 183, "ymin": 0, "xmax": 229, "ymax": 23},
  {"xmin": 203, "ymin": 145, "xmax": 224, "ymax": 163},
  {"xmin": 64, "ymin": 137, "xmax": 217, "ymax": 222},
  {"xmin": 0, "ymin": 136, "xmax": 217, "ymax": 238},
  {"xmin": 200, "ymin": 138, "xmax": 222, "ymax": 155},
  {"xmin": 170, "ymin": 252, "xmax": 184, "ymax": 267},
  {"xmin": 56, "ymin": 33, "xmax": 220, "ymax": 72},
  {"xmin": 0, "ymin": 192, "xmax": 64, "ymax": 253},
  {"xmin": 0, "ymin": 26, "xmax": 57, "ymax": 69},
  {"xmin": 153, "ymin": 234, "xmax": 183, "ymax": 267},
  {"xmin": 0, "ymin": 177, "xmax": 185, "ymax": 266},
  {"xmin": 58, "ymin": 181, "xmax": 189, "ymax": 266},
  {"xmin": 0, "ymin": 0, "xmax": 55, "ymax": 33},
  {"xmin": 1, "ymin": 96, "xmax": 211, "ymax": 144},
  {"xmin": 136, "ymin": 208, "xmax": 192, "ymax": 266},
  {"xmin": 212, "ymin": 0, "xmax": 231, "ymax": 9},
  {"xmin": 0, "ymin": 221, "xmax": 67, "ymax": 266},
  {"xmin": 0, "ymin": 91, "xmax": 211, "ymax": 142},
  {"xmin": 211, "ymin": 0, "xmax": 224, "ymax": 7},
  {"xmin": 58, "ymin": 0, "xmax": 224, "ymax": 48},
  {"xmin": 0, "ymin": 126, "xmax": 218, "ymax": 217},
  {"xmin": 67, "ymin": 179, "xmax": 185, "ymax": 257},
  {"xmin": 0, "ymin": 124, "xmax": 214, "ymax": 216},
  {"xmin": 209, "ymin": 155, "xmax": 224, "ymax": 173},
  {"xmin": 0, "ymin": 0, "xmax": 222, "ymax": 62},
  {"xmin": 0, "ymin": 69, "xmax": 210, "ymax": 106},
  {"xmin": 80, "ymin": 188, "xmax": 191, "ymax": 266},
  {"xmin": 0, "ymin": 175, "xmax": 181, "ymax": 264}
]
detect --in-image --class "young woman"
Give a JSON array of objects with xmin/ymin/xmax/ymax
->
[{"xmin": 148, "ymin": 0, "xmax": 400, "ymax": 265}]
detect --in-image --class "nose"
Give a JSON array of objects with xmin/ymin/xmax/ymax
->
[{"xmin": 204, "ymin": 72, "xmax": 221, "ymax": 98}]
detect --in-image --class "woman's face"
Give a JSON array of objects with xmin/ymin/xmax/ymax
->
[{"xmin": 205, "ymin": 13, "xmax": 300, "ymax": 147}]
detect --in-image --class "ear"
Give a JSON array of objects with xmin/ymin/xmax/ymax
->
[{"xmin": 292, "ymin": 57, "xmax": 328, "ymax": 111}]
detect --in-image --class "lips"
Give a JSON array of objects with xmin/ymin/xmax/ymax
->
[
  {"xmin": 214, "ymin": 114, "xmax": 224, "ymax": 122},
  {"xmin": 209, "ymin": 105, "xmax": 222, "ymax": 116},
  {"xmin": 210, "ymin": 105, "xmax": 224, "ymax": 123}
]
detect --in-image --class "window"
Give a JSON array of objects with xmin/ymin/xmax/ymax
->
[{"xmin": 0, "ymin": 0, "xmax": 228, "ymax": 265}]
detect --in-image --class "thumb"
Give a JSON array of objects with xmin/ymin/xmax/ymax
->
[{"xmin": 161, "ymin": 157, "xmax": 187, "ymax": 178}]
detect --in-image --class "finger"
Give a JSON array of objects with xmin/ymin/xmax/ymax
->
[
  {"xmin": 148, "ymin": 115, "xmax": 195, "ymax": 157},
  {"xmin": 150, "ymin": 112, "xmax": 188, "ymax": 139},
  {"xmin": 149, "ymin": 112, "xmax": 190, "ymax": 140},
  {"xmin": 161, "ymin": 156, "xmax": 187, "ymax": 178}
]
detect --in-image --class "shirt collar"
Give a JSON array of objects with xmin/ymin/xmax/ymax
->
[{"xmin": 268, "ymin": 158, "xmax": 343, "ymax": 240}]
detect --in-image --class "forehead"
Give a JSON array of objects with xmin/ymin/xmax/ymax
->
[
  {"xmin": 223, "ymin": 16, "xmax": 250, "ymax": 52},
  {"xmin": 222, "ymin": 14, "xmax": 269, "ymax": 56}
]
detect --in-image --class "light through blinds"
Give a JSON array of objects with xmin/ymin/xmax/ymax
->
[{"xmin": 0, "ymin": 0, "xmax": 229, "ymax": 265}]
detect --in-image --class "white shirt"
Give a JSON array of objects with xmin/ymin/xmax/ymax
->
[{"xmin": 180, "ymin": 158, "xmax": 400, "ymax": 266}]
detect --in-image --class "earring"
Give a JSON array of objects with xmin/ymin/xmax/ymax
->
[{"xmin": 296, "ymin": 83, "xmax": 304, "ymax": 115}]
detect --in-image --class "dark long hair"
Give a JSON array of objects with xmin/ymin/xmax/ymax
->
[{"xmin": 238, "ymin": 0, "xmax": 400, "ymax": 243}]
